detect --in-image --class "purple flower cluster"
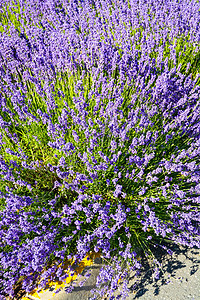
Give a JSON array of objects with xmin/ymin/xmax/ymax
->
[{"xmin": 0, "ymin": 0, "xmax": 200, "ymax": 299}]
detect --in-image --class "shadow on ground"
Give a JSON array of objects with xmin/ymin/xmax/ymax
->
[{"xmin": 126, "ymin": 243, "xmax": 200, "ymax": 300}]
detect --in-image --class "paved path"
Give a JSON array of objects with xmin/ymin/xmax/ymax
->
[
  {"xmin": 22, "ymin": 245, "xmax": 200, "ymax": 300},
  {"xmin": 121, "ymin": 245, "xmax": 200, "ymax": 300}
]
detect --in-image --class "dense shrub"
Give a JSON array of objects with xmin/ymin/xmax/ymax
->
[{"xmin": 0, "ymin": 0, "xmax": 199, "ymax": 299}]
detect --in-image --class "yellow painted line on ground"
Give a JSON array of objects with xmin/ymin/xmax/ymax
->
[{"xmin": 21, "ymin": 251, "xmax": 101, "ymax": 300}]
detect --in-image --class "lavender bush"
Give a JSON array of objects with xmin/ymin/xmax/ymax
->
[{"xmin": 0, "ymin": 0, "xmax": 200, "ymax": 299}]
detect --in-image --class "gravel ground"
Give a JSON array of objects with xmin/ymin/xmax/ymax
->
[{"xmin": 26, "ymin": 244, "xmax": 200, "ymax": 300}]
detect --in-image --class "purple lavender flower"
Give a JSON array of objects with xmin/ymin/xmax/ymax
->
[{"xmin": 0, "ymin": 0, "xmax": 200, "ymax": 299}]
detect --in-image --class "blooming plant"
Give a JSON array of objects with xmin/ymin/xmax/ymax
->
[{"xmin": 0, "ymin": 0, "xmax": 200, "ymax": 299}]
